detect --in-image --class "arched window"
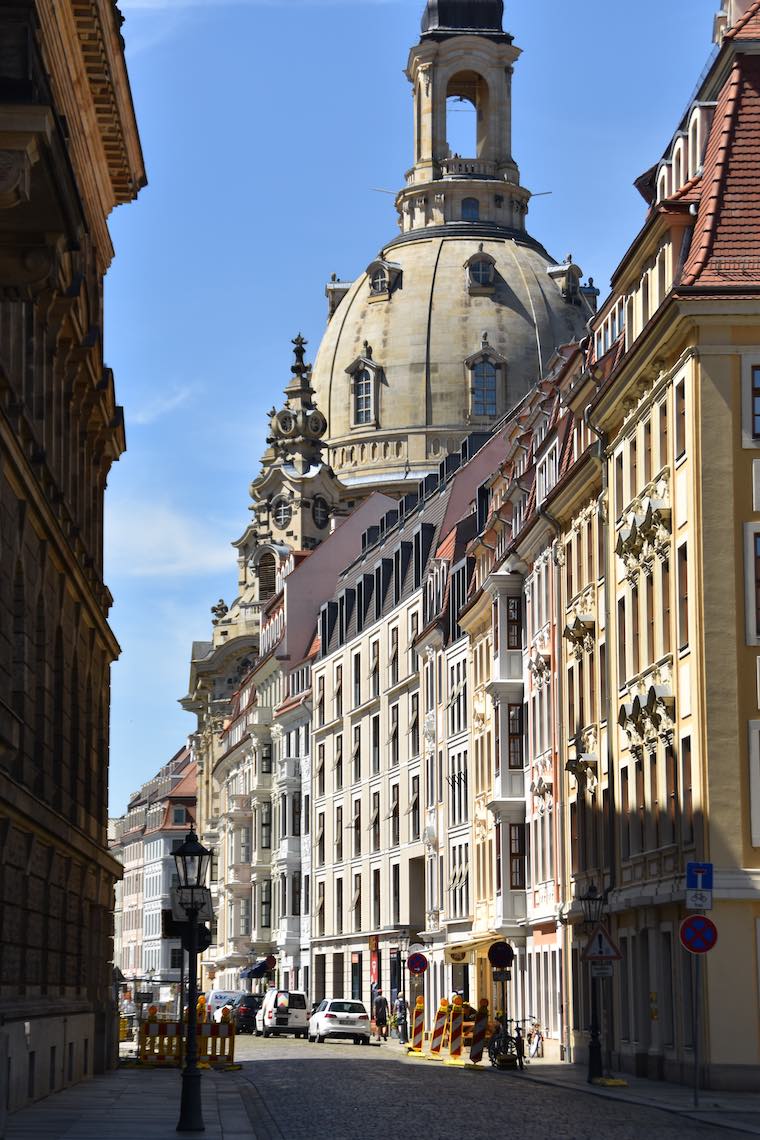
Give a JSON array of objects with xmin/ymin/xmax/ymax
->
[
  {"xmin": 469, "ymin": 258, "xmax": 494, "ymax": 287},
  {"xmin": 354, "ymin": 369, "xmax": 373, "ymax": 425},
  {"xmin": 462, "ymin": 198, "xmax": 480, "ymax": 222},
  {"xmin": 473, "ymin": 360, "xmax": 498, "ymax": 417},
  {"xmin": 258, "ymin": 553, "xmax": 276, "ymax": 600},
  {"xmin": 370, "ymin": 268, "xmax": 388, "ymax": 295}
]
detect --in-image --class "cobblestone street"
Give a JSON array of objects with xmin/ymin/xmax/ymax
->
[
  {"xmin": 6, "ymin": 1035, "xmax": 759, "ymax": 1140},
  {"xmin": 231, "ymin": 1035, "xmax": 750, "ymax": 1140}
]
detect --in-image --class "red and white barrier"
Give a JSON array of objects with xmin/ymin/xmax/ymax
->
[
  {"xmin": 468, "ymin": 999, "xmax": 489, "ymax": 1065},
  {"xmin": 429, "ymin": 999, "xmax": 449, "ymax": 1057},
  {"xmin": 409, "ymin": 996, "xmax": 425, "ymax": 1053},
  {"xmin": 448, "ymin": 995, "xmax": 464, "ymax": 1059}
]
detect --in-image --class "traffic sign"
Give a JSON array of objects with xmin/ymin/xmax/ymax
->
[
  {"xmin": 407, "ymin": 952, "xmax": 428, "ymax": 976},
  {"xmin": 492, "ymin": 970, "xmax": 511, "ymax": 983},
  {"xmin": 487, "ymin": 941, "xmax": 515, "ymax": 968},
  {"xmin": 686, "ymin": 863, "xmax": 713, "ymax": 891},
  {"xmin": 679, "ymin": 915, "xmax": 718, "ymax": 955},
  {"xmin": 591, "ymin": 962, "xmax": 614, "ymax": 978},
  {"xmin": 582, "ymin": 923, "xmax": 622, "ymax": 961},
  {"xmin": 685, "ymin": 862, "xmax": 713, "ymax": 912}
]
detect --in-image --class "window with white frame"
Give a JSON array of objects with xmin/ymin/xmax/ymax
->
[
  {"xmin": 472, "ymin": 360, "xmax": 498, "ymax": 417},
  {"xmin": 741, "ymin": 356, "xmax": 760, "ymax": 448},
  {"xmin": 536, "ymin": 446, "xmax": 557, "ymax": 504}
]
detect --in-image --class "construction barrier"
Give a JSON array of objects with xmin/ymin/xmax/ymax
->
[
  {"xmin": 448, "ymin": 995, "xmax": 464, "ymax": 1060},
  {"xmin": 408, "ymin": 996, "xmax": 425, "ymax": 1054},
  {"xmin": 197, "ymin": 1022, "xmax": 236, "ymax": 1068},
  {"xmin": 139, "ymin": 1020, "xmax": 183, "ymax": 1067},
  {"xmin": 428, "ymin": 999, "xmax": 449, "ymax": 1058},
  {"xmin": 468, "ymin": 999, "xmax": 489, "ymax": 1065}
]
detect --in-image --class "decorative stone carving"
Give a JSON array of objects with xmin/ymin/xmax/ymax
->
[
  {"xmin": 0, "ymin": 150, "xmax": 31, "ymax": 209},
  {"xmin": 616, "ymin": 468, "xmax": 672, "ymax": 583},
  {"xmin": 618, "ymin": 662, "xmax": 676, "ymax": 755},
  {"xmin": 563, "ymin": 613, "xmax": 595, "ymax": 660},
  {"xmin": 528, "ymin": 646, "xmax": 551, "ymax": 689},
  {"xmin": 211, "ymin": 598, "xmax": 229, "ymax": 624}
]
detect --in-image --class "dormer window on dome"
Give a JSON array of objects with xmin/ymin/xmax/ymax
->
[
  {"xmin": 465, "ymin": 246, "xmax": 496, "ymax": 294},
  {"xmin": 346, "ymin": 342, "xmax": 384, "ymax": 429},
  {"xmin": 366, "ymin": 258, "xmax": 402, "ymax": 301},
  {"xmin": 464, "ymin": 331, "xmax": 507, "ymax": 420}
]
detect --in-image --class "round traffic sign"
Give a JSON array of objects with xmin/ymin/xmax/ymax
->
[
  {"xmin": 487, "ymin": 941, "xmax": 515, "ymax": 969},
  {"xmin": 407, "ymin": 952, "xmax": 428, "ymax": 976},
  {"xmin": 679, "ymin": 915, "xmax": 718, "ymax": 955}
]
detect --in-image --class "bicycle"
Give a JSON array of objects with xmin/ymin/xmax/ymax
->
[
  {"xmin": 527, "ymin": 1020, "xmax": 544, "ymax": 1059},
  {"xmin": 487, "ymin": 1015, "xmax": 533, "ymax": 1070}
]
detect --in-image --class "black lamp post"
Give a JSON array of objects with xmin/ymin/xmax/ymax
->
[
  {"xmin": 579, "ymin": 882, "xmax": 605, "ymax": 1084},
  {"xmin": 173, "ymin": 829, "xmax": 212, "ymax": 1133}
]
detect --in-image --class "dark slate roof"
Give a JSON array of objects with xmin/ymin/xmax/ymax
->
[{"xmin": 421, "ymin": 0, "xmax": 510, "ymax": 40}]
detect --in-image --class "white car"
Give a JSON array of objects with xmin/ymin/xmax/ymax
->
[
  {"xmin": 308, "ymin": 999, "xmax": 371, "ymax": 1044},
  {"xmin": 206, "ymin": 989, "xmax": 246, "ymax": 1017}
]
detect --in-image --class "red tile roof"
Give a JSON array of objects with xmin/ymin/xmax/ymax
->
[
  {"xmin": 724, "ymin": 0, "xmax": 760, "ymax": 40},
  {"xmin": 681, "ymin": 57, "xmax": 759, "ymax": 286}
]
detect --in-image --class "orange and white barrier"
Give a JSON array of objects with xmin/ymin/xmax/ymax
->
[
  {"xmin": 468, "ymin": 999, "xmax": 489, "ymax": 1065},
  {"xmin": 409, "ymin": 996, "xmax": 425, "ymax": 1053},
  {"xmin": 197, "ymin": 1022, "xmax": 236, "ymax": 1068},
  {"xmin": 448, "ymin": 995, "xmax": 464, "ymax": 1059},
  {"xmin": 429, "ymin": 999, "xmax": 449, "ymax": 1057},
  {"xmin": 139, "ymin": 1020, "xmax": 183, "ymax": 1066}
]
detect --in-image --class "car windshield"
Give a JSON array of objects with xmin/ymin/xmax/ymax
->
[{"xmin": 328, "ymin": 1001, "xmax": 366, "ymax": 1014}]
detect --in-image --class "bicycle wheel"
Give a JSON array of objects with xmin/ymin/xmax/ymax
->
[{"xmin": 488, "ymin": 1032, "xmax": 517, "ymax": 1067}]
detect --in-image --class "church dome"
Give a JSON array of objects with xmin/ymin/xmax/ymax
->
[
  {"xmin": 312, "ymin": 234, "xmax": 587, "ymax": 490},
  {"xmin": 311, "ymin": 3, "xmax": 591, "ymax": 492}
]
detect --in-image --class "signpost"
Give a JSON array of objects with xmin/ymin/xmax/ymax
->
[
  {"xmin": 582, "ymin": 923, "xmax": 622, "ymax": 962},
  {"xmin": 685, "ymin": 862, "xmax": 713, "ymax": 912},
  {"xmin": 407, "ymin": 952, "xmax": 428, "ymax": 976},
  {"xmin": 679, "ymin": 911, "xmax": 718, "ymax": 1110},
  {"xmin": 488, "ymin": 942, "xmax": 515, "ymax": 1034}
]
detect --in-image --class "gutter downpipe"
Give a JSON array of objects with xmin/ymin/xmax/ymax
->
[
  {"xmin": 585, "ymin": 400, "xmax": 616, "ymax": 1075},
  {"xmin": 537, "ymin": 502, "xmax": 570, "ymax": 1062}
]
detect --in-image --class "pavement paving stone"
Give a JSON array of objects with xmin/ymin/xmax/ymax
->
[{"xmin": 6, "ymin": 1036, "xmax": 760, "ymax": 1140}]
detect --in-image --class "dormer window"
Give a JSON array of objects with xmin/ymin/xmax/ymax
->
[
  {"xmin": 464, "ymin": 331, "xmax": 507, "ymax": 420},
  {"xmin": 355, "ymin": 369, "xmax": 373, "ymax": 424},
  {"xmin": 370, "ymin": 268, "xmax": 388, "ymax": 295},
  {"xmin": 366, "ymin": 258, "xmax": 402, "ymax": 300},
  {"xmin": 462, "ymin": 197, "xmax": 480, "ymax": 222},
  {"xmin": 346, "ymin": 342, "xmax": 384, "ymax": 429},
  {"xmin": 272, "ymin": 498, "xmax": 292, "ymax": 529},
  {"xmin": 464, "ymin": 247, "xmax": 496, "ymax": 295},
  {"xmin": 473, "ymin": 360, "xmax": 497, "ymax": 416}
]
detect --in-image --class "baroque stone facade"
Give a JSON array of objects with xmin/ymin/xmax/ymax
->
[{"xmin": 0, "ymin": 0, "xmax": 144, "ymax": 1116}]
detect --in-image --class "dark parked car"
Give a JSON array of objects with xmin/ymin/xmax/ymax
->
[{"xmin": 231, "ymin": 993, "xmax": 262, "ymax": 1034}]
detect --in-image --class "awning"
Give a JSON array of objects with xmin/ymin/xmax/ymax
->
[
  {"xmin": 240, "ymin": 958, "xmax": 272, "ymax": 979},
  {"xmin": 444, "ymin": 933, "xmax": 502, "ymax": 965}
]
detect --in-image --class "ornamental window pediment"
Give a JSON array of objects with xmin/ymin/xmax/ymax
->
[
  {"xmin": 566, "ymin": 725, "xmax": 599, "ymax": 789},
  {"xmin": 563, "ymin": 614, "xmax": 595, "ymax": 660},
  {"xmin": 464, "ymin": 331, "xmax": 507, "ymax": 420},
  {"xmin": 345, "ymin": 342, "xmax": 385, "ymax": 429},
  {"xmin": 527, "ymin": 646, "xmax": 551, "ymax": 689},
  {"xmin": 616, "ymin": 468, "xmax": 672, "ymax": 583}
]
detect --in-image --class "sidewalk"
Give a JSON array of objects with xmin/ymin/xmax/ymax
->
[
  {"xmin": 3, "ymin": 1067, "xmax": 260, "ymax": 1140},
  {"xmin": 520, "ymin": 1060, "xmax": 760, "ymax": 1136}
]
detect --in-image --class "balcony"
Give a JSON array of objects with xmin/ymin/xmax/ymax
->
[
  {"xmin": 273, "ymin": 916, "xmax": 301, "ymax": 946},
  {"xmin": 274, "ymin": 837, "xmax": 301, "ymax": 867},
  {"xmin": 251, "ymin": 771, "xmax": 273, "ymax": 798},
  {"xmin": 439, "ymin": 157, "xmax": 499, "ymax": 179},
  {"xmin": 226, "ymin": 863, "xmax": 253, "ymax": 891},
  {"xmin": 249, "ymin": 707, "xmax": 273, "ymax": 732},
  {"xmin": 224, "ymin": 793, "xmax": 252, "ymax": 821},
  {"xmin": 277, "ymin": 757, "xmax": 301, "ymax": 784}
]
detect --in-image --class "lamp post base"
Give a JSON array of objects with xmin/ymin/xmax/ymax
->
[
  {"xmin": 177, "ymin": 1068, "xmax": 205, "ymax": 1132},
  {"xmin": 587, "ymin": 1034, "xmax": 603, "ymax": 1083}
]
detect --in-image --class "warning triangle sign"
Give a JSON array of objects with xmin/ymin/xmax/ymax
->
[{"xmin": 582, "ymin": 923, "xmax": 622, "ymax": 961}]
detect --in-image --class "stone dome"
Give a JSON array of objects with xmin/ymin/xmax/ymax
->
[{"xmin": 312, "ymin": 231, "xmax": 588, "ymax": 491}]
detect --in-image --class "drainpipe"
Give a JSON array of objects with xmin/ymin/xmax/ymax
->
[
  {"xmin": 537, "ymin": 503, "xmax": 570, "ymax": 1060},
  {"xmin": 584, "ymin": 400, "xmax": 616, "ymax": 1074},
  {"xmin": 583, "ymin": 403, "xmax": 616, "ymax": 896}
]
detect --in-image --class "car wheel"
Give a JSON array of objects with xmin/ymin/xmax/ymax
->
[
  {"xmin": 316, "ymin": 1034, "xmax": 325, "ymax": 1044},
  {"xmin": 360, "ymin": 1037, "xmax": 368, "ymax": 1046},
  {"xmin": 263, "ymin": 1029, "xmax": 271, "ymax": 1039}
]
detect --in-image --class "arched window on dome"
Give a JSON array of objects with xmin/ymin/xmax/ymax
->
[
  {"xmin": 354, "ymin": 369, "xmax": 373, "ymax": 425},
  {"xmin": 462, "ymin": 197, "xmax": 480, "ymax": 222},
  {"xmin": 464, "ymin": 248, "xmax": 496, "ymax": 295},
  {"xmin": 472, "ymin": 360, "xmax": 498, "ymax": 417},
  {"xmin": 370, "ymin": 268, "xmax": 388, "ymax": 295}
]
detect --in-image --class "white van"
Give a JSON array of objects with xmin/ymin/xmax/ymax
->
[
  {"xmin": 205, "ymin": 989, "xmax": 246, "ymax": 1016},
  {"xmin": 254, "ymin": 989, "xmax": 308, "ymax": 1038}
]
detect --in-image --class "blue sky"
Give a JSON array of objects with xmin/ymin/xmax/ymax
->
[{"xmin": 105, "ymin": 0, "xmax": 717, "ymax": 811}]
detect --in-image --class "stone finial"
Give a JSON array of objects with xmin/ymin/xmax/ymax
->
[{"xmin": 363, "ymin": 340, "xmax": 373, "ymax": 360}]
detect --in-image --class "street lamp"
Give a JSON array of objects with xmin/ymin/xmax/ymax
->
[
  {"xmin": 579, "ymin": 881, "xmax": 605, "ymax": 1084},
  {"xmin": 173, "ymin": 829, "xmax": 212, "ymax": 1133}
]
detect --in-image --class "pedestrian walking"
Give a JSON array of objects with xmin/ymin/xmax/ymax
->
[
  {"xmin": 374, "ymin": 988, "xmax": 389, "ymax": 1041},
  {"xmin": 394, "ymin": 993, "xmax": 408, "ymax": 1045}
]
